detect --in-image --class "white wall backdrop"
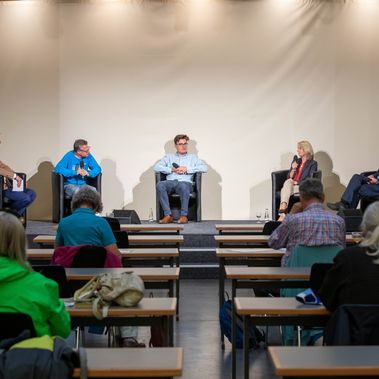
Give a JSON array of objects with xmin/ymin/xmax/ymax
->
[{"xmin": 1, "ymin": 0, "xmax": 378, "ymax": 220}]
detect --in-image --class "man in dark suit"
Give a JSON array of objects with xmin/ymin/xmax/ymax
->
[{"xmin": 327, "ymin": 170, "xmax": 379, "ymax": 210}]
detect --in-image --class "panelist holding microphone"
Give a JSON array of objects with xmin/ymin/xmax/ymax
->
[
  {"xmin": 55, "ymin": 139, "xmax": 101, "ymax": 200},
  {"xmin": 154, "ymin": 134, "xmax": 208, "ymax": 224},
  {"xmin": 277, "ymin": 141, "xmax": 318, "ymax": 221}
]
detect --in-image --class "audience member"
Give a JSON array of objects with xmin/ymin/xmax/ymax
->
[
  {"xmin": 319, "ymin": 201, "xmax": 379, "ymax": 311},
  {"xmin": 154, "ymin": 134, "xmax": 208, "ymax": 224},
  {"xmin": 327, "ymin": 169, "xmax": 379, "ymax": 211},
  {"xmin": 0, "ymin": 211, "xmax": 70, "ymax": 337},
  {"xmin": 55, "ymin": 139, "xmax": 101, "ymax": 200},
  {"xmin": 277, "ymin": 141, "xmax": 317, "ymax": 221},
  {"xmin": 269, "ymin": 178, "xmax": 345, "ymax": 266},
  {"xmin": 55, "ymin": 185, "xmax": 121, "ymax": 257},
  {"xmin": 55, "ymin": 186, "xmax": 143, "ymax": 347}
]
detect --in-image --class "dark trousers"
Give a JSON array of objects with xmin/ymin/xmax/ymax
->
[
  {"xmin": 342, "ymin": 174, "xmax": 379, "ymax": 208},
  {"xmin": 4, "ymin": 188, "xmax": 36, "ymax": 216},
  {"xmin": 156, "ymin": 180, "xmax": 192, "ymax": 216}
]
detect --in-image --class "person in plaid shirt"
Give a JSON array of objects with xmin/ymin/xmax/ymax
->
[{"xmin": 269, "ymin": 178, "xmax": 345, "ymax": 267}]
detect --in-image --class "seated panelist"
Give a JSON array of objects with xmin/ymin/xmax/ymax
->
[
  {"xmin": 0, "ymin": 139, "xmax": 36, "ymax": 220},
  {"xmin": 55, "ymin": 139, "xmax": 101, "ymax": 200},
  {"xmin": 154, "ymin": 134, "xmax": 208, "ymax": 224},
  {"xmin": 278, "ymin": 140, "xmax": 318, "ymax": 220}
]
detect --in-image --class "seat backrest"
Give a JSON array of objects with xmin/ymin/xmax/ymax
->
[
  {"xmin": 287, "ymin": 244, "xmax": 342, "ymax": 268},
  {"xmin": 309, "ymin": 263, "xmax": 333, "ymax": 295},
  {"xmin": 113, "ymin": 230, "xmax": 129, "ymax": 248},
  {"xmin": 0, "ymin": 312, "xmax": 36, "ymax": 340},
  {"xmin": 33, "ymin": 265, "xmax": 72, "ymax": 298},
  {"xmin": 262, "ymin": 221, "xmax": 281, "ymax": 235},
  {"xmin": 325, "ymin": 304, "xmax": 379, "ymax": 346},
  {"xmin": 271, "ymin": 169, "xmax": 322, "ymax": 220},
  {"xmin": 103, "ymin": 216, "xmax": 121, "ymax": 231},
  {"xmin": 51, "ymin": 172, "xmax": 102, "ymax": 223},
  {"xmin": 71, "ymin": 245, "xmax": 107, "ymax": 268},
  {"xmin": 155, "ymin": 172, "xmax": 202, "ymax": 221}
]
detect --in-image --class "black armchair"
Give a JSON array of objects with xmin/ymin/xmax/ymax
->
[
  {"xmin": 51, "ymin": 172, "xmax": 102, "ymax": 223},
  {"xmin": 155, "ymin": 172, "xmax": 202, "ymax": 222},
  {"xmin": 271, "ymin": 169, "xmax": 322, "ymax": 220},
  {"xmin": 360, "ymin": 171, "xmax": 379, "ymax": 214},
  {"xmin": 0, "ymin": 172, "xmax": 28, "ymax": 223}
]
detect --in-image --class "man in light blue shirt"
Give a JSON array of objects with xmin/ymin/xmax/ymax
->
[
  {"xmin": 55, "ymin": 139, "xmax": 101, "ymax": 199},
  {"xmin": 154, "ymin": 134, "xmax": 208, "ymax": 224}
]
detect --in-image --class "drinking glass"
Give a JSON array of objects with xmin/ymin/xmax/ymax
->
[{"xmin": 256, "ymin": 212, "xmax": 262, "ymax": 223}]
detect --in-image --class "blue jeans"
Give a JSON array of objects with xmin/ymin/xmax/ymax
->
[
  {"xmin": 156, "ymin": 180, "xmax": 192, "ymax": 216},
  {"xmin": 64, "ymin": 184, "xmax": 96, "ymax": 199},
  {"xmin": 342, "ymin": 174, "xmax": 379, "ymax": 208},
  {"xmin": 4, "ymin": 188, "xmax": 36, "ymax": 216}
]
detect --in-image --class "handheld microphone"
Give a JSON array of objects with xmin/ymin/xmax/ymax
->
[
  {"xmin": 172, "ymin": 163, "xmax": 179, "ymax": 168},
  {"xmin": 292, "ymin": 155, "xmax": 299, "ymax": 164},
  {"xmin": 79, "ymin": 160, "xmax": 85, "ymax": 177}
]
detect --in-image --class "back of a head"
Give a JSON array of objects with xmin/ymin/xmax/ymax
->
[
  {"xmin": 299, "ymin": 178, "xmax": 324, "ymax": 201},
  {"xmin": 71, "ymin": 185, "xmax": 102, "ymax": 213},
  {"xmin": 0, "ymin": 211, "xmax": 27, "ymax": 265},
  {"xmin": 361, "ymin": 201, "xmax": 379, "ymax": 252}
]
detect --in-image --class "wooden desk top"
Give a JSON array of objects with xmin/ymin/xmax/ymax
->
[
  {"xmin": 66, "ymin": 267, "xmax": 180, "ymax": 281},
  {"xmin": 215, "ymin": 223, "xmax": 265, "ymax": 232},
  {"xmin": 216, "ymin": 234, "xmax": 354, "ymax": 245},
  {"xmin": 225, "ymin": 266, "xmax": 309, "ymax": 280},
  {"xmin": 268, "ymin": 346, "xmax": 379, "ymax": 377},
  {"xmin": 214, "ymin": 235, "xmax": 269, "ymax": 244},
  {"xmin": 72, "ymin": 347, "xmax": 183, "ymax": 378},
  {"xmin": 27, "ymin": 248, "xmax": 179, "ymax": 259},
  {"xmin": 32, "ymin": 235, "xmax": 183, "ymax": 245},
  {"xmin": 128, "ymin": 235, "xmax": 183, "ymax": 244},
  {"xmin": 216, "ymin": 248, "xmax": 284, "ymax": 258},
  {"xmin": 120, "ymin": 224, "xmax": 184, "ymax": 232},
  {"xmin": 68, "ymin": 298, "xmax": 177, "ymax": 317},
  {"xmin": 234, "ymin": 297, "xmax": 329, "ymax": 316}
]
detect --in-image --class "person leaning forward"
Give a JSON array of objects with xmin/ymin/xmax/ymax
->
[{"xmin": 154, "ymin": 134, "xmax": 208, "ymax": 224}]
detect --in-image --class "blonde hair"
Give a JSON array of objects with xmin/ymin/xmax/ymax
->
[
  {"xmin": 298, "ymin": 140, "xmax": 314, "ymax": 159},
  {"xmin": 0, "ymin": 211, "xmax": 28, "ymax": 268},
  {"xmin": 361, "ymin": 202, "xmax": 379, "ymax": 259}
]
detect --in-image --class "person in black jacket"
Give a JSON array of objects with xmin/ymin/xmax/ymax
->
[
  {"xmin": 278, "ymin": 140, "xmax": 318, "ymax": 220},
  {"xmin": 319, "ymin": 201, "xmax": 379, "ymax": 311},
  {"xmin": 327, "ymin": 170, "xmax": 379, "ymax": 211}
]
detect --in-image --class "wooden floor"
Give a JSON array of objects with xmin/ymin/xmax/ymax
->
[{"xmin": 71, "ymin": 279, "xmax": 281, "ymax": 379}]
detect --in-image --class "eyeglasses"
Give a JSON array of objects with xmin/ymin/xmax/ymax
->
[
  {"xmin": 79, "ymin": 147, "xmax": 90, "ymax": 153},
  {"xmin": 176, "ymin": 143, "xmax": 188, "ymax": 146}
]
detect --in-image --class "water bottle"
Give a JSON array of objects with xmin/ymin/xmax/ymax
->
[
  {"xmin": 264, "ymin": 208, "xmax": 270, "ymax": 221},
  {"xmin": 148, "ymin": 208, "xmax": 154, "ymax": 223}
]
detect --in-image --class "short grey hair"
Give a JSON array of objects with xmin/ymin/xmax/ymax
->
[
  {"xmin": 0, "ymin": 211, "xmax": 29, "ymax": 269},
  {"xmin": 299, "ymin": 178, "xmax": 324, "ymax": 201},
  {"xmin": 73, "ymin": 139, "xmax": 88, "ymax": 152},
  {"xmin": 361, "ymin": 201, "xmax": 379, "ymax": 258},
  {"xmin": 71, "ymin": 185, "xmax": 103, "ymax": 213}
]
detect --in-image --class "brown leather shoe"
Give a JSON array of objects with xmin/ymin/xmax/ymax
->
[
  {"xmin": 122, "ymin": 337, "xmax": 145, "ymax": 348},
  {"xmin": 177, "ymin": 215, "xmax": 188, "ymax": 224},
  {"xmin": 159, "ymin": 215, "xmax": 173, "ymax": 224}
]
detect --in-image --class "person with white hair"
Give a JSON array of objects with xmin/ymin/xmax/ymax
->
[{"xmin": 319, "ymin": 201, "xmax": 379, "ymax": 311}]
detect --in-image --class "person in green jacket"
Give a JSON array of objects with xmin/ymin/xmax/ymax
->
[{"xmin": 0, "ymin": 211, "xmax": 71, "ymax": 338}]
